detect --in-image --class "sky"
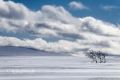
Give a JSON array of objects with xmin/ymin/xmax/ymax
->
[{"xmin": 0, "ymin": 0, "xmax": 120, "ymax": 56}]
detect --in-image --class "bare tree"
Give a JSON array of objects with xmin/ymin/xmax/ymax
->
[
  {"xmin": 86, "ymin": 50, "xmax": 106, "ymax": 63},
  {"xmin": 86, "ymin": 50, "xmax": 97, "ymax": 63},
  {"xmin": 100, "ymin": 53, "xmax": 106, "ymax": 63}
]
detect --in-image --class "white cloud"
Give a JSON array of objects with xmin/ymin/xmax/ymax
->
[
  {"xmin": 0, "ymin": 36, "xmax": 120, "ymax": 56},
  {"xmin": 0, "ymin": 36, "xmax": 82, "ymax": 54},
  {"xmin": 0, "ymin": 0, "xmax": 120, "ymax": 56},
  {"xmin": 68, "ymin": 1, "xmax": 89, "ymax": 10},
  {"xmin": 0, "ymin": 0, "xmax": 30, "ymax": 20},
  {"xmin": 101, "ymin": 5, "xmax": 119, "ymax": 10}
]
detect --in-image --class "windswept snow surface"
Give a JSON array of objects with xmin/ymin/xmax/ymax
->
[{"xmin": 0, "ymin": 56, "xmax": 120, "ymax": 80}]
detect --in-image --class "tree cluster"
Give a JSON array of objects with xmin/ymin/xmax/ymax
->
[{"xmin": 86, "ymin": 50, "xmax": 106, "ymax": 63}]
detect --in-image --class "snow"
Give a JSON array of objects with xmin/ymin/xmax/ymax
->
[{"xmin": 0, "ymin": 56, "xmax": 120, "ymax": 80}]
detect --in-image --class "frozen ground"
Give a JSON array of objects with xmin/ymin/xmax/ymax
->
[{"xmin": 0, "ymin": 56, "xmax": 120, "ymax": 80}]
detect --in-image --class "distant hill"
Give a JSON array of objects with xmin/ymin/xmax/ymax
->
[{"xmin": 0, "ymin": 46, "xmax": 69, "ymax": 56}]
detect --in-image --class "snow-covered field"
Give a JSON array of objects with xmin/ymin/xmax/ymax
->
[{"xmin": 0, "ymin": 56, "xmax": 120, "ymax": 80}]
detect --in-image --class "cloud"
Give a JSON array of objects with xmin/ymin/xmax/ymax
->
[
  {"xmin": 0, "ymin": 0, "xmax": 30, "ymax": 19},
  {"xmin": 0, "ymin": 0, "xmax": 120, "ymax": 56},
  {"xmin": 0, "ymin": 36, "xmax": 120, "ymax": 56},
  {"xmin": 101, "ymin": 5, "xmax": 119, "ymax": 10},
  {"xmin": 0, "ymin": 36, "xmax": 83, "ymax": 55},
  {"xmin": 68, "ymin": 1, "xmax": 89, "ymax": 10}
]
